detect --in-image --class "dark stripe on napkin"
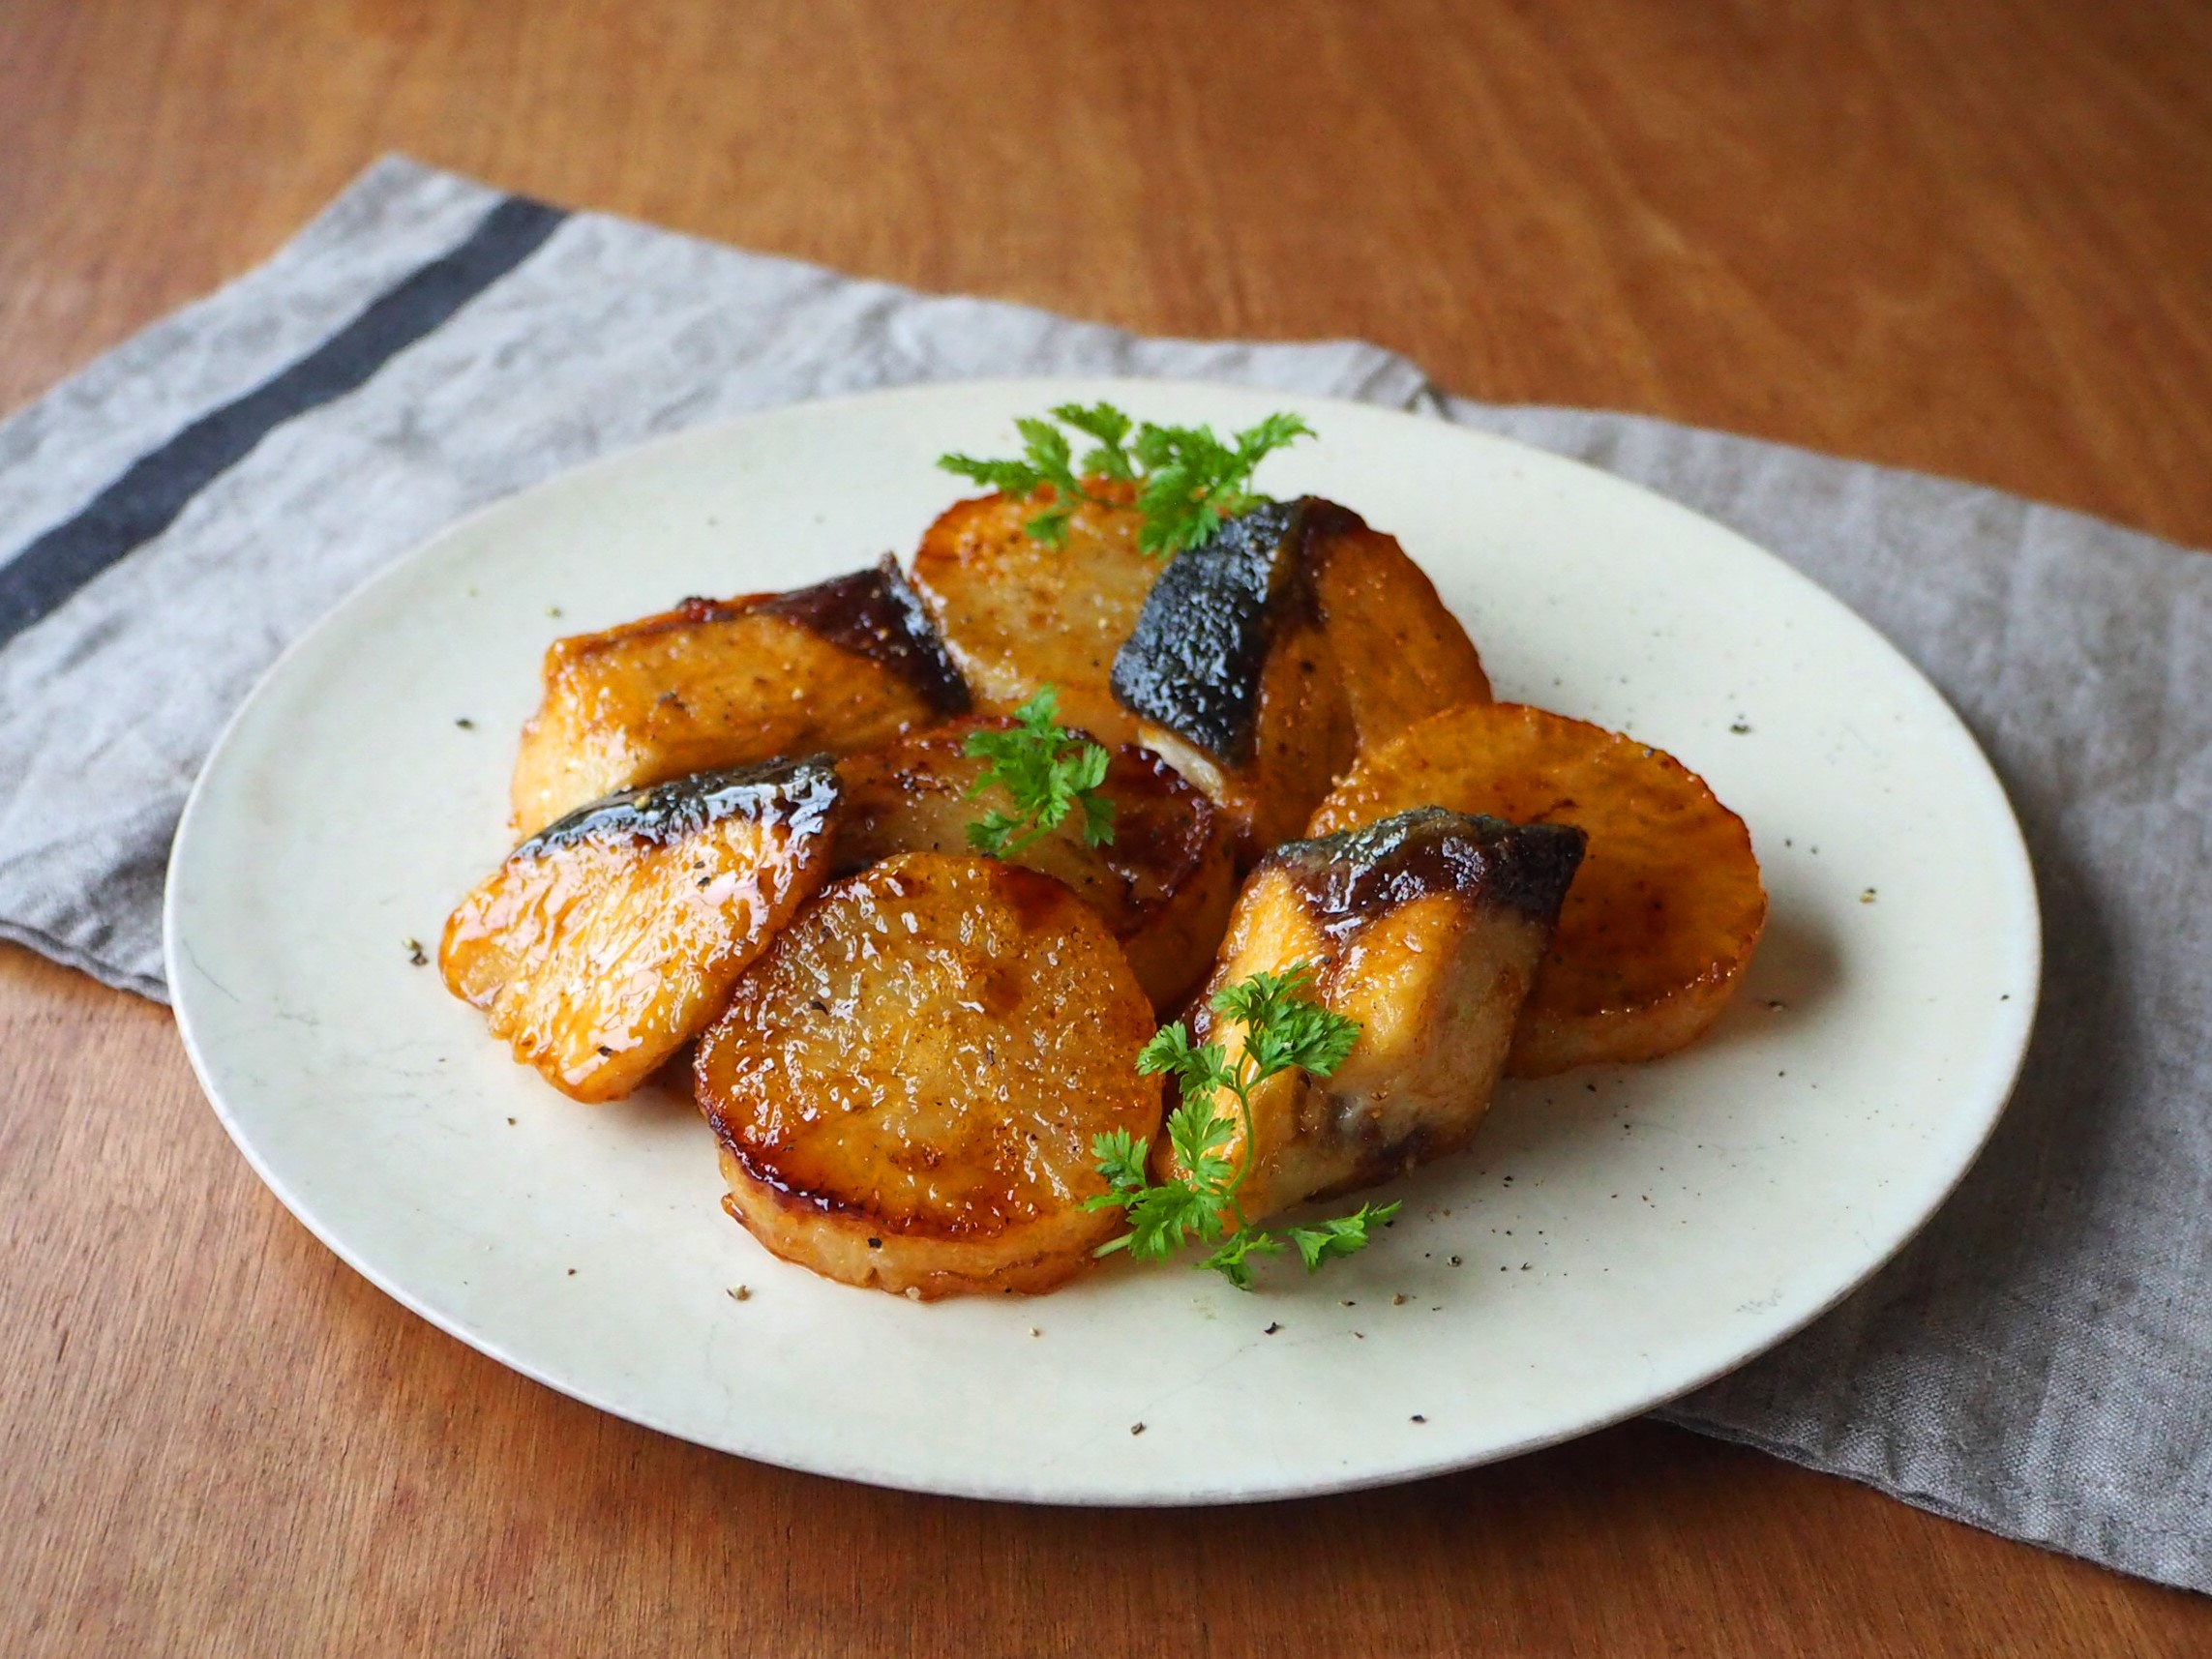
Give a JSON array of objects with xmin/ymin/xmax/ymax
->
[{"xmin": 0, "ymin": 193, "xmax": 568, "ymax": 650}]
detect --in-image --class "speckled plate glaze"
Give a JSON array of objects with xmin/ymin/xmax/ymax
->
[{"xmin": 166, "ymin": 380, "xmax": 2040, "ymax": 1504}]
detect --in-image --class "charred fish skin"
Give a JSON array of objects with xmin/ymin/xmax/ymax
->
[
  {"xmin": 1180, "ymin": 807, "xmax": 1587, "ymax": 1217},
  {"xmin": 1107, "ymin": 498, "xmax": 1351, "ymax": 859},
  {"xmin": 1267, "ymin": 806, "xmax": 1587, "ymax": 936},
  {"xmin": 517, "ymin": 754, "xmax": 841, "ymax": 859},
  {"xmin": 1111, "ymin": 495, "xmax": 1485, "ymax": 860},
  {"xmin": 752, "ymin": 556, "xmax": 971, "ymax": 717},
  {"xmin": 1108, "ymin": 499, "xmax": 1309, "ymax": 765}
]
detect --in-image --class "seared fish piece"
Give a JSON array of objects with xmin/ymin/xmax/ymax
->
[
  {"xmin": 1109, "ymin": 498, "xmax": 1489, "ymax": 859},
  {"xmin": 911, "ymin": 481, "xmax": 1158, "ymax": 748},
  {"xmin": 1308, "ymin": 702, "xmax": 1766, "ymax": 1077},
  {"xmin": 696, "ymin": 852, "xmax": 1163, "ymax": 1299},
  {"xmin": 1110, "ymin": 500, "xmax": 1350, "ymax": 859},
  {"xmin": 442, "ymin": 757, "xmax": 839, "ymax": 1103},
  {"xmin": 833, "ymin": 719, "xmax": 1236, "ymax": 1011},
  {"xmin": 1162, "ymin": 809, "xmax": 1584, "ymax": 1220},
  {"xmin": 510, "ymin": 557, "xmax": 967, "ymax": 837}
]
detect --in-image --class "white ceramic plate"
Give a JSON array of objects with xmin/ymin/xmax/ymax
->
[{"xmin": 166, "ymin": 379, "xmax": 2039, "ymax": 1504}]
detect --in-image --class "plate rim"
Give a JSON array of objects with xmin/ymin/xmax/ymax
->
[{"xmin": 164, "ymin": 375, "xmax": 2044, "ymax": 1505}]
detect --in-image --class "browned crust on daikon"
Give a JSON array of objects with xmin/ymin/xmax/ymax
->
[
  {"xmin": 715, "ymin": 1148, "xmax": 1121, "ymax": 1299},
  {"xmin": 1302, "ymin": 504, "xmax": 1492, "ymax": 750},
  {"xmin": 911, "ymin": 480, "xmax": 1157, "ymax": 749},
  {"xmin": 695, "ymin": 853, "xmax": 1162, "ymax": 1298}
]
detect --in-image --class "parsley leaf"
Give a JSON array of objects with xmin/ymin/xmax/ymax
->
[
  {"xmin": 1091, "ymin": 1128, "xmax": 1151, "ymax": 1196},
  {"xmin": 1129, "ymin": 410, "xmax": 1314, "ymax": 556},
  {"xmin": 1163, "ymin": 1094, "xmax": 1239, "ymax": 1201},
  {"xmin": 938, "ymin": 403, "xmax": 1312, "ymax": 558},
  {"xmin": 1091, "ymin": 961, "xmax": 1385, "ymax": 1290},
  {"xmin": 1211, "ymin": 963, "xmax": 1362, "ymax": 1083},
  {"xmin": 1200, "ymin": 1227, "xmax": 1287, "ymax": 1291},
  {"xmin": 962, "ymin": 686, "xmax": 1117, "ymax": 859},
  {"xmin": 1136, "ymin": 1022, "xmax": 1236, "ymax": 1098},
  {"xmin": 1117, "ymin": 1177, "xmax": 1226, "ymax": 1261},
  {"xmin": 939, "ymin": 415, "xmax": 1093, "ymax": 548},
  {"xmin": 1287, "ymin": 1201, "xmax": 1401, "ymax": 1271},
  {"xmin": 1050, "ymin": 401, "xmax": 1137, "ymax": 482}
]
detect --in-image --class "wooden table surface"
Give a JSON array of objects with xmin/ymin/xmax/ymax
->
[{"xmin": 3, "ymin": 1, "xmax": 2207, "ymax": 1652}]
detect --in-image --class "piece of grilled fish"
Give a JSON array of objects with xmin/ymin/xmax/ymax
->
[
  {"xmin": 1161, "ymin": 808, "xmax": 1584, "ymax": 1219},
  {"xmin": 1110, "ymin": 498, "xmax": 1489, "ymax": 858},
  {"xmin": 510, "ymin": 557, "xmax": 966, "ymax": 838},
  {"xmin": 832, "ymin": 719, "xmax": 1235, "ymax": 1011},
  {"xmin": 442, "ymin": 757, "xmax": 840, "ymax": 1102}
]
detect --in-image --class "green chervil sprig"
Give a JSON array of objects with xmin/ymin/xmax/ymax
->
[
  {"xmin": 1088, "ymin": 963, "xmax": 1397, "ymax": 1290},
  {"xmin": 962, "ymin": 686, "xmax": 1116, "ymax": 859},
  {"xmin": 938, "ymin": 401, "xmax": 1313, "ymax": 558}
]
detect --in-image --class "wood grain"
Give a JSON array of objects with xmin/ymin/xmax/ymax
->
[{"xmin": 2, "ymin": 0, "xmax": 2208, "ymax": 1652}]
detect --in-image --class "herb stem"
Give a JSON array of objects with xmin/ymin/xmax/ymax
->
[{"xmin": 1222, "ymin": 1058, "xmax": 1260, "ymax": 1208}]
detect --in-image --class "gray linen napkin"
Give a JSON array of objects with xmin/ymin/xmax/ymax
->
[{"xmin": 2, "ymin": 157, "xmax": 2204, "ymax": 1591}]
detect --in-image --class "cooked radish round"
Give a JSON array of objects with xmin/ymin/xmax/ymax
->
[
  {"xmin": 911, "ymin": 481, "xmax": 1158, "ymax": 749},
  {"xmin": 832, "ymin": 719, "xmax": 1235, "ymax": 1012},
  {"xmin": 1306, "ymin": 505, "xmax": 1491, "ymax": 752},
  {"xmin": 1307, "ymin": 702, "xmax": 1766, "ymax": 1076},
  {"xmin": 695, "ymin": 852, "xmax": 1163, "ymax": 1298}
]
